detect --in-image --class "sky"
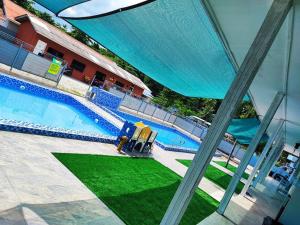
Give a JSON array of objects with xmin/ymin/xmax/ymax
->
[{"xmin": 33, "ymin": 0, "xmax": 146, "ymax": 30}]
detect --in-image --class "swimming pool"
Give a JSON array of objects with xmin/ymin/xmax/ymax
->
[
  {"xmin": 0, "ymin": 74, "xmax": 119, "ymax": 142},
  {"xmin": 114, "ymin": 110, "xmax": 201, "ymax": 152}
]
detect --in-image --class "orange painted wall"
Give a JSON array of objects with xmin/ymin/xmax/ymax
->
[
  {"xmin": 15, "ymin": 22, "xmax": 144, "ymax": 97},
  {"xmin": 15, "ymin": 20, "xmax": 38, "ymax": 47}
]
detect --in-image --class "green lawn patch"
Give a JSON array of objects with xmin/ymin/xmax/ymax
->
[
  {"xmin": 214, "ymin": 161, "xmax": 249, "ymax": 180},
  {"xmin": 53, "ymin": 153, "xmax": 218, "ymax": 225},
  {"xmin": 177, "ymin": 159, "xmax": 245, "ymax": 194}
]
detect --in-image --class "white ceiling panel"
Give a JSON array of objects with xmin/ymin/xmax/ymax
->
[{"xmin": 205, "ymin": 0, "xmax": 300, "ymax": 150}]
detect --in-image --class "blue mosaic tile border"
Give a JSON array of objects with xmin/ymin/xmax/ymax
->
[
  {"xmin": 0, "ymin": 118, "xmax": 116, "ymax": 143},
  {"xmin": 91, "ymin": 87, "xmax": 122, "ymax": 110},
  {"xmin": 96, "ymin": 105, "xmax": 126, "ymax": 123},
  {"xmin": 0, "ymin": 73, "xmax": 120, "ymax": 143}
]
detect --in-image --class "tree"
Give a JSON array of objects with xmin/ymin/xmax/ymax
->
[
  {"xmin": 236, "ymin": 101, "xmax": 257, "ymax": 119},
  {"xmin": 37, "ymin": 11, "xmax": 56, "ymax": 25},
  {"xmin": 68, "ymin": 26, "xmax": 90, "ymax": 45},
  {"xmin": 13, "ymin": 0, "xmax": 34, "ymax": 10}
]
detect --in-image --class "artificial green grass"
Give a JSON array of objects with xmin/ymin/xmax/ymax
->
[
  {"xmin": 214, "ymin": 161, "xmax": 249, "ymax": 180},
  {"xmin": 53, "ymin": 153, "xmax": 219, "ymax": 225},
  {"xmin": 177, "ymin": 160, "xmax": 245, "ymax": 194}
]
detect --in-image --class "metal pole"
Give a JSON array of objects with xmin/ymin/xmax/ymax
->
[
  {"xmin": 56, "ymin": 63, "xmax": 66, "ymax": 87},
  {"xmin": 190, "ymin": 121, "xmax": 198, "ymax": 137},
  {"xmin": 161, "ymin": 1, "xmax": 291, "ymax": 223},
  {"xmin": 137, "ymin": 100, "xmax": 144, "ymax": 114},
  {"xmin": 151, "ymin": 106, "xmax": 157, "ymax": 118},
  {"xmin": 225, "ymin": 140, "xmax": 238, "ymax": 168},
  {"xmin": 162, "ymin": 111, "xmax": 169, "ymax": 122},
  {"xmin": 217, "ymin": 92, "xmax": 284, "ymax": 214},
  {"xmin": 199, "ymin": 127, "xmax": 206, "ymax": 140},
  {"xmin": 172, "ymin": 115, "xmax": 177, "ymax": 127},
  {"xmin": 10, "ymin": 42, "xmax": 23, "ymax": 74},
  {"xmin": 87, "ymin": 74, "xmax": 96, "ymax": 91},
  {"xmin": 241, "ymin": 119, "xmax": 284, "ymax": 195},
  {"xmin": 143, "ymin": 102, "xmax": 148, "ymax": 115}
]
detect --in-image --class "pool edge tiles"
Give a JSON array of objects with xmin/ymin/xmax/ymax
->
[{"xmin": 0, "ymin": 73, "xmax": 120, "ymax": 143}]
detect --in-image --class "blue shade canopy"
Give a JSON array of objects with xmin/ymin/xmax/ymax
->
[
  {"xmin": 227, "ymin": 118, "xmax": 268, "ymax": 145},
  {"xmin": 34, "ymin": 0, "xmax": 88, "ymax": 15},
  {"xmin": 35, "ymin": 0, "xmax": 236, "ymax": 98}
]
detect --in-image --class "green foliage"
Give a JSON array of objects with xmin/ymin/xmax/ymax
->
[
  {"xmin": 277, "ymin": 151, "xmax": 289, "ymax": 166},
  {"xmin": 236, "ymin": 101, "xmax": 257, "ymax": 119},
  {"xmin": 68, "ymin": 26, "xmax": 90, "ymax": 45},
  {"xmin": 152, "ymin": 88, "xmax": 219, "ymax": 122},
  {"xmin": 13, "ymin": 0, "xmax": 34, "ymax": 10},
  {"xmin": 54, "ymin": 153, "xmax": 219, "ymax": 225}
]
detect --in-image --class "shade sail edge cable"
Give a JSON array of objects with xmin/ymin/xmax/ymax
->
[{"xmin": 58, "ymin": 0, "xmax": 157, "ymax": 19}]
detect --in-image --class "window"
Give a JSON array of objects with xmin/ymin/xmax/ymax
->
[
  {"xmin": 92, "ymin": 71, "xmax": 106, "ymax": 87},
  {"xmin": 47, "ymin": 47, "xmax": 64, "ymax": 58},
  {"xmin": 70, "ymin": 59, "xmax": 86, "ymax": 72},
  {"xmin": 115, "ymin": 81, "xmax": 124, "ymax": 88},
  {"xmin": 95, "ymin": 71, "xmax": 106, "ymax": 82}
]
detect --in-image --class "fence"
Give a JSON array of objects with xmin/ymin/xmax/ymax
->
[
  {"xmin": 0, "ymin": 30, "xmax": 65, "ymax": 83},
  {"xmin": 107, "ymin": 85, "xmax": 259, "ymax": 163},
  {"xmin": 117, "ymin": 91, "xmax": 209, "ymax": 139}
]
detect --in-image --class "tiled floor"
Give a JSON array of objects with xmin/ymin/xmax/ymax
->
[
  {"xmin": 0, "ymin": 72, "xmax": 284, "ymax": 224},
  {"xmin": 0, "ymin": 131, "xmax": 126, "ymax": 225},
  {"xmin": 0, "ymin": 129, "xmax": 238, "ymax": 224},
  {"xmin": 198, "ymin": 177, "xmax": 284, "ymax": 225}
]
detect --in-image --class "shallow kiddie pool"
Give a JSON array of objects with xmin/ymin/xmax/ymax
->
[{"xmin": 114, "ymin": 110, "xmax": 201, "ymax": 152}]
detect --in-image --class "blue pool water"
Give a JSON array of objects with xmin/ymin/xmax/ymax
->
[
  {"xmin": 115, "ymin": 111, "xmax": 201, "ymax": 150},
  {"xmin": 0, "ymin": 85, "xmax": 114, "ymax": 136}
]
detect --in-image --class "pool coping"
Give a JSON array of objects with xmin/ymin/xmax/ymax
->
[{"xmin": 0, "ymin": 73, "xmax": 119, "ymax": 144}]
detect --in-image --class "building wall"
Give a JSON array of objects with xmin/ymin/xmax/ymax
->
[
  {"xmin": 15, "ymin": 20, "xmax": 38, "ymax": 47},
  {"xmin": 14, "ymin": 21, "xmax": 145, "ymax": 97}
]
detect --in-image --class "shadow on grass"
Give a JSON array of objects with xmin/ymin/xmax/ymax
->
[
  {"xmin": 178, "ymin": 159, "xmax": 244, "ymax": 194},
  {"xmin": 101, "ymin": 181, "xmax": 218, "ymax": 225}
]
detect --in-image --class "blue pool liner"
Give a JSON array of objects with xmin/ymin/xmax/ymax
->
[{"xmin": 0, "ymin": 73, "xmax": 120, "ymax": 143}]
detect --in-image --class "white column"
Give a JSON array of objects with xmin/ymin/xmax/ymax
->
[
  {"xmin": 160, "ymin": 1, "xmax": 292, "ymax": 224},
  {"xmin": 260, "ymin": 141, "xmax": 284, "ymax": 184},
  {"xmin": 254, "ymin": 136, "xmax": 284, "ymax": 185},
  {"xmin": 241, "ymin": 119, "xmax": 284, "ymax": 195},
  {"xmin": 217, "ymin": 92, "xmax": 284, "ymax": 214}
]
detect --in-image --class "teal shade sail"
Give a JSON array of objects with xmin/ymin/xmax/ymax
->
[
  {"xmin": 35, "ymin": 0, "xmax": 237, "ymax": 98},
  {"xmin": 227, "ymin": 118, "xmax": 268, "ymax": 145},
  {"xmin": 34, "ymin": 0, "xmax": 88, "ymax": 15}
]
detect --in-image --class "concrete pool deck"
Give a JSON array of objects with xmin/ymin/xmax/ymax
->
[
  {"xmin": 0, "ymin": 73, "xmax": 281, "ymax": 224},
  {"xmin": 0, "ymin": 130, "xmax": 282, "ymax": 225},
  {"xmin": 0, "ymin": 130, "xmax": 223, "ymax": 224},
  {"xmin": 0, "ymin": 131, "xmax": 126, "ymax": 225}
]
